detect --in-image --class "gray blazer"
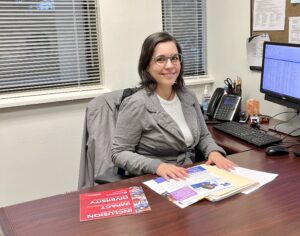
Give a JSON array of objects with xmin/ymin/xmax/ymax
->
[
  {"xmin": 78, "ymin": 90, "xmax": 125, "ymax": 190},
  {"xmin": 112, "ymin": 88, "xmax": 226, "ymax": 176}
]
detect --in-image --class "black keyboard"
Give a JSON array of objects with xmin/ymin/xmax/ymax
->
[{"xmin": 213, "ymin": 121, "xmax": 282, "ymax": 147}]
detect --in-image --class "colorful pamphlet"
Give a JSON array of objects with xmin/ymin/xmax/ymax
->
[
  {"xmin": 80, "ymin": 186, "xmax": 151, "ymax": 221},
  {"xmin": 143, "ymin": 165, "xmax": 258, "ymax": 208}
]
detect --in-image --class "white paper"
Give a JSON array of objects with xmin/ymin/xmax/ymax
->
[
  {"xmin": 253, "ymin": 0, "xmax": 286, "ymax": 31},
  {"xmin": 247, "ymin": 33, "xmax": 270, "ymax": 67},
  {"xmin": 291, "ymin": 0, "xmax": 300, "ymax": 3},
  {"xmin": 289, "ymin": 17, "xmax": 300, "ymax": 44},
  {"xmin": 230, "ymin": 167, "xmax": 278, "ymax": 194}
]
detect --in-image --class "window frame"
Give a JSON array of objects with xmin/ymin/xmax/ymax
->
[
  {"xmin": 162, "ymin": 0, "xmax": 208, "ymax": 79},
  {"xmin": 0, "ymin": 0, "xmax": 102, "ymax": 105}
]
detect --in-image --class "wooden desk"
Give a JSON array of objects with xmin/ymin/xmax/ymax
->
[{"xmin": 1, "ymin": 149, "xmax": 300, "ymax": 236}]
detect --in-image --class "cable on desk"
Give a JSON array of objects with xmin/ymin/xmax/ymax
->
[
  {"xmin": 272, "ymin": 113, "xmax": 299, "ymax": 132},
  {"xmin": 281, "ymin": 127, "xmax": 300, "ymax": 141},
  {"xmin": 258, "ymin": 111, "xmax": 297, "ymax": 126},
  {"xmin": 268, "ymin": 111, "xmax": 298, "ymax": 121},
  {"xmin": 285, "ymin": 143, "xmax": 300, "ymax": 148},
  {"xmin": 258, "ymin": 111, "xmax": 299, "ymax": 139}
]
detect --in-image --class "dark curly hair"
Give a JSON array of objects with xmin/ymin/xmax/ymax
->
[{"xmin": 138, "ymin": 31, "xmax": 185, "ymax": 93}]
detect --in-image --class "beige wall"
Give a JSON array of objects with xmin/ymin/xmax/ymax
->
[
  {"xmin": 0, "ymin": 0, "xmax": 288, "ymax": 207},
  {"xmin": 100, "ymin": 0, "xmax": 162, "ymax": 90},
  {"xmin": 207, "ymin": 0, "xmax": 286, "ymax": 116}
]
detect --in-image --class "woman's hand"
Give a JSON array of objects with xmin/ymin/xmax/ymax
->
[
  {"xmin": 205, "ymin": 151, "xmax": 237, "ymax": 171},
  {"xmin": 156, "ymin": 163, "xmax": 188, "ymax": 181}
]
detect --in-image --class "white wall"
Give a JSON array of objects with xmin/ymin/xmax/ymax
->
[
  {"xmin": 0, "ymin": 0, "xmax": 288, "ymax": 207},
  {"xmin": 207, "ymin": 0, "xmax": 286, "ymax": 116},
  {"xmin": 100, "ymin": 0, "xmax": 162, "ymax": 90},
  {"xmin": 0, "ymin": 101, "xmax": 87, "ymax": 204}
]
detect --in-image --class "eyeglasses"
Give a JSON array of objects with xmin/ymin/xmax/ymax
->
[{"xmin": 152, "ymin": 54, "xmax": 182, "ymax": 66}]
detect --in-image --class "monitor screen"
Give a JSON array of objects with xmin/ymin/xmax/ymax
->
[
  {"xmin": 260, "ymin": 42, "xmax": 300, "ymax": 110},
  {"xmin": 260, "ymin": 42, "xmax": 300, "ymax": 136}
]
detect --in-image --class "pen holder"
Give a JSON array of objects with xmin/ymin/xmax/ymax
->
[{"xmin": 228, "ymin": 86, "xmax": 242, "ymax": 96}]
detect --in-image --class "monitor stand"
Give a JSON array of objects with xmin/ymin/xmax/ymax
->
[{"xmin": 269, "ymin": 114, "xmax": 300, "ymax": 137}]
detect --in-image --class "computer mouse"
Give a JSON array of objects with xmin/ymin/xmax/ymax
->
[{"xmin": 265, "ymin": 145, "xmax": 289, "ymax": 156}]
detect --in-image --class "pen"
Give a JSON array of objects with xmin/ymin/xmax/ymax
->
[{"xmin": 235, "ymin": 77, "xmax": 242, "ymax": 95}]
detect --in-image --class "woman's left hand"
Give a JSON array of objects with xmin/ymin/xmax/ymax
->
[{"xmin": 205, "ymin": 151, "xmax": 237, "ymax": 171}]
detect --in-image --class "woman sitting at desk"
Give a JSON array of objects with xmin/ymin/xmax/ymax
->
[{"xmin": 112, "ymin": 32, "xmax": 236, "ymax": 180}]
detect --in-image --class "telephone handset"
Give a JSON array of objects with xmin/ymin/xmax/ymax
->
[
  {"xmin": 206, "ymin": 88, "xmax": 241, "ymax": 122},
  {"xmin": 206, "ymin": 88, "xmax": 224, "ymax": 118}
]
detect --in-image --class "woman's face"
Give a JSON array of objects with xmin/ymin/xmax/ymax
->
[{"xmin": 147, "ymin": 41, "xmax": 181, "ymax": 90}]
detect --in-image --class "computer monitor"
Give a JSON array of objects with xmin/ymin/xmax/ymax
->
[{"xmin": 260, "ymin": 41, "xmax": 300, "ymax": 137}]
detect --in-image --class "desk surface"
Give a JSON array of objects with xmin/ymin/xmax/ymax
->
[{"xmin": 1, "ymin": 149, "xmax": 300, "ymax": 236}]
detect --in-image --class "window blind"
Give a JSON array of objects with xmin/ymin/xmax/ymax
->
[
  {"xmin": 162, "ymin": 0, "xmax": 207, "ymax": 77},
  {"xmin": 0, "ymin": 0, "xmax": 101, "ymax": 93}
]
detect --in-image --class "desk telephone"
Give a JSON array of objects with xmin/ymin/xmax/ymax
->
[{"xmin": 206, "ymin": 88, "xmax": 241, "ymax": 121}]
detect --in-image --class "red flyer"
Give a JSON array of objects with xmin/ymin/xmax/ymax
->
[{"xmin": 80, "ymin": 186, "xmax": 151, "ymax": 221}]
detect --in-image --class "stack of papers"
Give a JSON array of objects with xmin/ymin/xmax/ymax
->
[{"xmin": 144, "ymin": 165, "xmax": 277, "ymax": 208}]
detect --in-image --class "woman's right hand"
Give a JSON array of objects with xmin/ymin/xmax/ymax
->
[{"xmin": 156, "ymin": 163, "xmax": 189, "ymax": 181}]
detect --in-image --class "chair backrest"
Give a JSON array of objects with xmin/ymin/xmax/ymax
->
[{"xmin": 78, "ymin": 88, "xmax": 136, "ymax": 189}]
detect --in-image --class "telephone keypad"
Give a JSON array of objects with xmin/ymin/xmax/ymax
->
[{"xmin": 213, "ymin": 95, "xmax": 241, "ymax": 121}]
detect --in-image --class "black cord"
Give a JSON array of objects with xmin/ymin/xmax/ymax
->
[
  {"xmin": 281, "ymin": 141, "xmax": 300, "ymax": 144},
  {"xmin": 260, "ymin": 111, "xmax": 299, "ymax": 139},
  {"xmin": 286, "ymin": 143, "xmax": 300, "ymax": 148},
  {"xmin": 273, "ymin": 113, "xmax": 299, "ymax": 131},
  {"xmin": 281, "ymin": 127, "xmax": 300, "ymax": 141},
  {"xmin": 268, "ymin": 111, "xmax": 298, "ymax": 121}
]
